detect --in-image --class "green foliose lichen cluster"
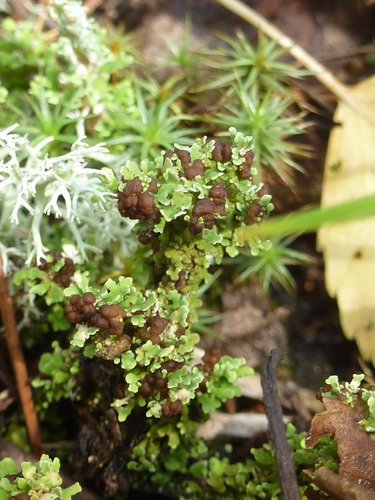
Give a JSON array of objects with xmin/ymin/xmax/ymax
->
[
  {"xmin": 0, "ymin": 454, "xmax": 81, "ymax": 500},
  {"xmin": 117, "ymin": 127, "xmax": 273, "ymax": 292},
  {"xmin": 128, "ymin": 423, "xmax": 338, "ymax": 499},
  {"xmin": 46, "ymin": 127, "xmax": 291, "ymax": 496},
  {"xmin": 61, "ymin": 129, "xmax": 266, "ymax": 423}
]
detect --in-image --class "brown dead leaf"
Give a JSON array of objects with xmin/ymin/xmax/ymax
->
[
  {"xmin": 306, "ymin": 396, "xmax": 375, "ymax": 493},
  {"xmin": 317, "ymin": 75, "xmax": 375, "ymax": 364},
  {"xmin": 199, "ymin": 282, "xmax": 287, "ymax": 366},
  {"xmin": 305, "ymin": 466, "xmax": 375, "ymax": 500}
]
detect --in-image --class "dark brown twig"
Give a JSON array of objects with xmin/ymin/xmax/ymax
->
[
  {"xmin": 260, "ymin": 348, "xmax": 301, "ymax": 500},
  {"xmin": 0, "ymin": 255, "xmax": 42, "ymax": 456}
]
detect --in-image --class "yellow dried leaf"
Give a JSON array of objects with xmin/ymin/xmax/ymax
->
[{"xmin": 317, "ymin": 75, "xmax": 375, "ymax": 363}]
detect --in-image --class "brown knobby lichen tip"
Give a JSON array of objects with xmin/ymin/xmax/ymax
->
[
  {"xmin": 65, "ymin": 293, "xmax": 126, "ymax": 337},
  {"xmin": 118, "ymin": 176, "xmax": 160, "ymax": 225}
]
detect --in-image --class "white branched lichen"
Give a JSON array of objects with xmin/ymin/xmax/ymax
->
[{"xmin": 0, "ymin": 125, "xmax": 124, "ymax": 269}]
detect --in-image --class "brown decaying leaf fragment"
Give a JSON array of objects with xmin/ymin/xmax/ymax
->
[
  {"xmin": 304, "ymin": 466, "xmax": 375, "ymax": 500},
  {"xmin": 306, "ymin": 396, "xmax": 375, "ymax": 496}
]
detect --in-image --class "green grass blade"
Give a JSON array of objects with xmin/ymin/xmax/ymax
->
[{"xmin": 236, "ymin": 195, "xmax": 375, "ymax": 243}]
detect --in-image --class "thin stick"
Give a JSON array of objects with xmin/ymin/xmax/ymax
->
[
  {"xmin": 215, "ymin": 0, "xmax": 375, "ymax": 127},
  {"xmin": 0, "ymin": 256, "xmax": 42, "ymax": 456},
  {"xmin": 260, "ymin": 348, "xmax": 301, "ymax": 500}
]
